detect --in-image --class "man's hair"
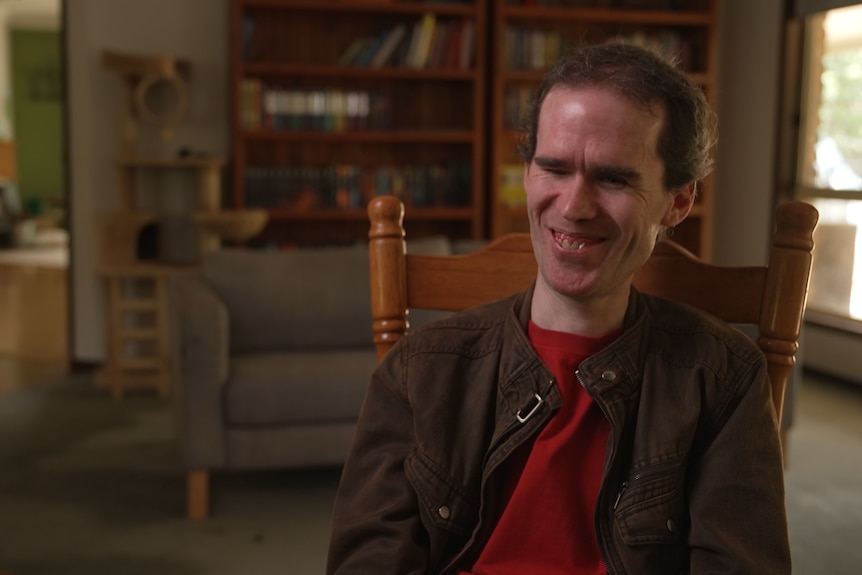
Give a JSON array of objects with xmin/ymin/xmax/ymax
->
[{"xmin": 517, "ymin": 42, "xmax": 717, "ymax": 190}]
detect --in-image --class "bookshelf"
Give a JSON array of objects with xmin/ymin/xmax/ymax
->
[
  {"xmin": 230, "ymin": 0, "xmax": 487, "ymax": 247},
  {"xmin": 489, "ymin": 0, "xmax": 719, "ymax": 259}
]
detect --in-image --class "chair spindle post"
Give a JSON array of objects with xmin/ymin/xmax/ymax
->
[
  {"xmin": 758, "ymin": 201, "xmax": 819, "ymax": 425},
  {"xmin": 368, "ymin": 196, "xmax": 410, "ymax": 361}
]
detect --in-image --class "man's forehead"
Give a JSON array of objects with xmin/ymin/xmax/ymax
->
[
  {"xmin": 545, "ymin": 83, "xmax": 665, "ymax": 117},
  {"xmin": 538, "ymin": 88, "xmax": 664, "ymax": 149}
]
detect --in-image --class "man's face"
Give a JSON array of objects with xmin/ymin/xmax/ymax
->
[{"xmin": 524, "ymin": 85, "xmax": 693, "ymax": 307}]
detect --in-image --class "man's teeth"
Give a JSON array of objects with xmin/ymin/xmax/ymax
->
[{"xmin": 559, "ymin": 238, "xmax": 588, "ymax": 250}]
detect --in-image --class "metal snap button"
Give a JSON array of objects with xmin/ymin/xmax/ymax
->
[
  {"xmin": 666, "ymin": 519, "xmax": 676, "ymax": 533},
  {"xmin": 601, "ymin": 370, "xmax": 617, "ymax": 382},
  {"xmin": 438, "ymin": 505, "xmax": 451, "ymax": 520}
]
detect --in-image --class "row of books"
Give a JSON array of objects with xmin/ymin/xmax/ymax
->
[
  {"xmin": 339, "ymin": 14, "xmax": 475, "ymax": 70},
  {"xmin": 243, "ymin": 163, "xmax": 472, "ymax": 211},
  {"xmin": 240, "ymin": 81, "xmax": 392, "ymax": 132},
  {"xmin": 504, "ymin": 27, "xmax": 694, "ymax": 70},
  {"xmin": 510, "ymin": 0, "xmax": 612, "ymax": 6},
  {"xmin": 510, "ymin": 0, "xmax": 689, "ymax": 8},
  {"xmin": 499, "ymin": 164, "xmax": 526, "ymax": 207},
  {"xmin": 504, "ymin": 27, "xmax": 569, "ymax": 71},
  {"xmin": 608, "ymin": 31, "xmax": 695, "ymax": 71},
  {"xmin": 503, "ymin": 85, "xmax": 535, "ymax": 130}
]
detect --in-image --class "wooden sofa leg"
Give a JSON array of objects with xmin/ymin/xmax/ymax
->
[{"xmin": 187, "ymin": 469, "xmax": 209, "ymax": 519}]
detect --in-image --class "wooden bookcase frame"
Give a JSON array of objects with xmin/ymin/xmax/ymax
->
[
  {"xmin": 229, "ymin": 1, "xmax": 719, "ymax": 255},
  {"xmin": 229, "ymin": 0, "xmax": 488, "ymax": 247}
]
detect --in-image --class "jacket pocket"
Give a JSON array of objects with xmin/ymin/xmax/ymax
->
[
  {"xmin": 614, "ymin": 458, "xmax": 687, "ymax": 546},
  {"xmin": 405, "ymin": 449, "xmax": 479, "ymax": 538}
]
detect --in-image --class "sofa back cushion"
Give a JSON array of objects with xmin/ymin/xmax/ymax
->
[
  {"xmin": 202, "ymin": 246, "xmax": 374, "ymax": 353},
  {"xmin": 201, "ymin": 237, "xmax": 455, "ymax": 354}
]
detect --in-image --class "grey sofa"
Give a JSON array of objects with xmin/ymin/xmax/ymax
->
[{"xmin": 168, "ymin": 237, "xmax": 455, "ymax": 518}]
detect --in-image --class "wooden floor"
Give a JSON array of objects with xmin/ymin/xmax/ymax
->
[{"xmin": 0, "ymin": 259, "xmax": 69, "ymax": 394}]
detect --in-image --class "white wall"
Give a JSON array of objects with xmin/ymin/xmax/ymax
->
[
  {"xmin": 712, "ymin": 0, "xmax": 785, "ymax": 266},
  {"xmin": 66, "ymin": 0, "xmax": 228, "ymax": 362}
]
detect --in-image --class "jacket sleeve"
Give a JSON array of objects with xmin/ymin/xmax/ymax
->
[
  {"xmin": 687, "ymin": 357, "xmax": 791, "ymax": 573},
  {"xmin": 326, "ymin": 343, "xmax": 429, "ymax": 575}
]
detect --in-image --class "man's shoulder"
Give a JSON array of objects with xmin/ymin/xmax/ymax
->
[
  {"xmin": 399, "ymin": 293, "xmax": 522, "ymax": 357},
  {"xmin": 638, "ymin": 292, "xmax": 765, "ymax": 367}
]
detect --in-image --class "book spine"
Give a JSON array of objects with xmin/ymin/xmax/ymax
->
[
  {"xmin": 370, "ymin": 24, "xmax": 407, "ymax": 68},
  {"xmin": 410, "ymin": 13, "xmax": 437, "ymax": 69}
]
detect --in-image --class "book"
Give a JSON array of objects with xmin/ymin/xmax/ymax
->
[
  {"xmin": 240, "ymin": 78, "xmax": 261, "ymax": 129},
  {"xmin": 242, "ymin": 16, "xmax": 255, "ymax": 60},
  {"xmin": 410, "ymin": 13, "xmax": 437, "ymax": 69},
  {"xmin": 459, "ymin": 20, "xmax": 475, "ymax": 69},
  {"xmin": 442, "ymin": 20, "xmax": 461, "ymax": 69},
  {"xmin": 404, "ymin": 20, "xmax": 423, "ymax": 69},
  {"xmin": 353, "ymin": 32, "xmax": 387, "ymax": 68},
  {"xmin": 338, "ymin": 37, "xmax": 367, "ymax": 67},
  {"xmin": 390, "ymin": 27, "xmax": 413, "ymax": 68},
  {"xmin": 499, "ymin": 164, "xmax": 526, "ymax": 207},
  {"xmin": 370, "ymin": 24, "xmax": 407, "ymax": 68},
  {"xmin": 426, "ymin": 21, "xmax": 447, "ymax": 69}
]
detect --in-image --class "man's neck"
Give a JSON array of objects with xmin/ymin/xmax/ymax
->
[{"xmin": 530, "ymin": 279, "xmax": 630, "ymax": 336}]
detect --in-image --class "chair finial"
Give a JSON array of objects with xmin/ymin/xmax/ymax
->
[
  {"xmin": 368, "ymin": 196, "xmax": 405, "ymax": 242},
  {"xmin": 774, "ymin": 200, "xmax": 818, "ymax": 251}
]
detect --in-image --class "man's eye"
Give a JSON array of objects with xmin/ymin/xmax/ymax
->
[
  {"xmin": 543, "ymin": 166, "xmax": 567, "ymax": 176},
  {"xmin": 599, "ymin": 175, "xmax": 628, "ymax": 186}
]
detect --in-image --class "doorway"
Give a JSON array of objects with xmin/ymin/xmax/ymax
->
[{"xmin": 0, "ymin": 0, "xmax": 67, "ymax": 376}]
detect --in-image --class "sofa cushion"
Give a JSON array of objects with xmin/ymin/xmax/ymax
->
[
  {"xmin": 406, "ymin": 235, "xmax": 451, "ymax": 256},
  {"xmin": 225, "ymin": 349, "xmax": 378, "ymax": 426},
  {"xmin": 202, "ymin": 246, "xmax": 373, "ymax": 352},
  {"xmin": 202, "ymin": 238, "xmax": 455, "ymax": 353}
]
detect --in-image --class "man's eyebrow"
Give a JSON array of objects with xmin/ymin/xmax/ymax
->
[
  {"xmin": 533, "ymin": 156, "xmax": 644, "ymax": 183},
  {"xmin": 532, "ymin": 156, "xmax": 568, "ymax": 169},
  {"xmin": 595, "ymin": 165, "xmax": 642, "ymax": 183}
]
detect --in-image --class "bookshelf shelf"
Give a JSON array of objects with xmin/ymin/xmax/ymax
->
[
  {"xmin": 488, "ymin": 0, "xmax": 720, "ymax": 259},
  {"xmin": 243, "ymin": 63, "xmax": 478, "ymax": 80},
  {"xmin": 241, "ymin": 0, "xmax": 477, "ymax": 17},
  {"xmin": 230, "ymin": 0, "xmax": 487, "ymax": 246},
  {"xmin": 501, "ymin": 6, "xmax": 714, "ymax": 25},
  {"xmin": 268, "ymin": 206, "xmax": 475, "ymax": 222},
  {"xmin": 242, "ymin": 130, "xmax": 476, "ymax": 143}
]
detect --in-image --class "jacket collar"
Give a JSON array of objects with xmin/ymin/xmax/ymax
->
[{"xmin": 496, "ymin": 286, "xmax": 650, "ymax": 430}]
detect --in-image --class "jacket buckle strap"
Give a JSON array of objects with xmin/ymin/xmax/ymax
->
[{"xmin": 515, "ymin": 393, "xmax": 544, "ymax": 423}]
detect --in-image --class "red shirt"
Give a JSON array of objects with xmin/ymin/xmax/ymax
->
[{"xmin": 460, "ymin": 321, "xmax": 619, "ymax": 575}]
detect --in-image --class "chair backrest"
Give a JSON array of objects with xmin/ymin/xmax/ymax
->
[{"xmin": 367, "ymin": 195, "xmax": 818, "ymax": 426}]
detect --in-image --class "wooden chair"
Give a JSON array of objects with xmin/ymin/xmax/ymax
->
[{"xmin": 367, "ymin": 195, "xmax": 818, "ymax": 427}]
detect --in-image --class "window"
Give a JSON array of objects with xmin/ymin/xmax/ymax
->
[{"xmin": 797, "ymin": 4, "xmax": 862, "ymax": 328}]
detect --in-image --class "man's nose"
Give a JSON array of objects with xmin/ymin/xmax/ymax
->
[{"xmin": 560, "ymin": 176, "xmax": 598, "ymax": 221}]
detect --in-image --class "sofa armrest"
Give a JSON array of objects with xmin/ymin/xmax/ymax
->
[{"xmin": 169, "ymin": 271, "xmax": 230, "ymax": 469}]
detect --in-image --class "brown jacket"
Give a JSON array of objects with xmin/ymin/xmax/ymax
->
[{"xmin": 327, "ymin": 286, "xmax": 790, "ymax": 574}]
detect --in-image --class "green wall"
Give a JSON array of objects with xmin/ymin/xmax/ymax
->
[{"xmin": 10, "ymin": 28, "xmax": 64, "ymax": 214}]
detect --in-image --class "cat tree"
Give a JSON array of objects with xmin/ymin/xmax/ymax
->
[{"xmin": 96, "ymin": 49, "xmax": 266, "ymax": 399}]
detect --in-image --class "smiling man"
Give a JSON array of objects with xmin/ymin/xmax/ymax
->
[{"xmin": 328, "ymin": 43, "xmax": 790, "ymax": 575}]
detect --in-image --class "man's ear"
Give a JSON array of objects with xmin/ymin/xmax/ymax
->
[{"xmin": 661, "ymin": 182, "xmax": 697, "ymax": 228}]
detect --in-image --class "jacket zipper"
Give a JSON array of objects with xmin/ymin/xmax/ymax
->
[
  {"xmin": 577, "ymin": 368, "xmax": 617, "ymax": 575},
  {"xmin": 613, "ymin": 481, "xmax": 629, "ymax": 510},
  {"xmin": 441, "ymin": 377, "xmax": 557, "ymax": 573}
]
